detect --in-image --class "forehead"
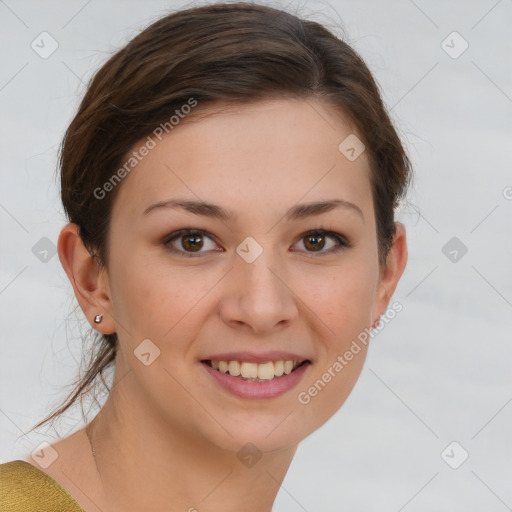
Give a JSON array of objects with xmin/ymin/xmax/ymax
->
[{"xmin": 111, "ymin": 98, "xmax": 373, "ymax": 224}]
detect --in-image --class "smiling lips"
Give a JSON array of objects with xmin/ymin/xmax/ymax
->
[{"xmin": 201, "ymin": 357, "xmax": 311, "ymax": 398}]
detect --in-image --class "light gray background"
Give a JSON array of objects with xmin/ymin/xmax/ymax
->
[{"xmin": 1, "ymin": 1, "xmax": 511, "ymax": 511}]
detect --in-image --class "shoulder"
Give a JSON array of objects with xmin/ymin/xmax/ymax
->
[{"xmin": 0, "ymin": 459, "xmax": 85, "ymax": 512}]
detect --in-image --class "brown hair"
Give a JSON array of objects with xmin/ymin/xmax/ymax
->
[{"xmin": 30, "ymin": 1, "xmax": 412, "ymax": 432}]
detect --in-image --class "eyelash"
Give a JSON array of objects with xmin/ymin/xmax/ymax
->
[{"xmin": 162, "ymin": 228, "xmax": 352, "ymax": 258}]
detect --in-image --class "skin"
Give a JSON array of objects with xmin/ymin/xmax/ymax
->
[{"xmin": 26, "ymin": 98, "xmax": 407, "ymax": 512}]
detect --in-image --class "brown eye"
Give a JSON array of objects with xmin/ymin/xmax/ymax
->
[
  {"xmin": 293, "ymin": 230, "xmax": 350, "ymax": 255},
  {"xmin": 163, "ymin": 229, "xmax": 220, "ymax": 257}
]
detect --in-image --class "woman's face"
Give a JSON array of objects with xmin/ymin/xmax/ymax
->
[{"xmin": 99, "ymin": 98, "xmax": 400, "ymax": 453}]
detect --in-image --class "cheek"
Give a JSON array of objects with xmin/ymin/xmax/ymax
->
[
  {"xmin": 294, "ymin": 262, "xmax": 377, "ymax": 337},
  {"xmin": 106, "ymin": 250, "xmax": 177, "ymax": 338},
  {"xmin": 110, "ymin": 254, "xmax": 221, "ymax": 342},
  {"xmin": 293, "ymin": 269, "xmax": 374, "ymax": 424}
]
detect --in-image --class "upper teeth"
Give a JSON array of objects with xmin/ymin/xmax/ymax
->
[{"xmin": 210, "ymin": 360, "xmax": 302, "ymax": 380}]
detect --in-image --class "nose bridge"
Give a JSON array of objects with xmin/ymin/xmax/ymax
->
[
  {"xmin": 221, "ymin": 238, "xmax": 298, "ymax": 332},
  {"xmin": 237, "ymin": 240, "xmax": 285, "ymax": 303}
]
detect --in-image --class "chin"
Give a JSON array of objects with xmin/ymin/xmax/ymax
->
[{"xmin": 198, "ymin": 406, "xmax": 317, "ymax": 456}]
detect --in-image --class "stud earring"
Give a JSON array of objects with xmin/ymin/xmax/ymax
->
[{"xmin": 94, "ymin": 314, "xmax": 103, "ymax": 324}]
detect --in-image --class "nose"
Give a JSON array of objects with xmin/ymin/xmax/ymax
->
[{"xmin": 219, "ymin": 248, "xmax": 299, "ymax": 335}]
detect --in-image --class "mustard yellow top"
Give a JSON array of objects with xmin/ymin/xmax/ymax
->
[{"xmin": 0, "ymin": 460, "xmax": 85, "ymax": 512}]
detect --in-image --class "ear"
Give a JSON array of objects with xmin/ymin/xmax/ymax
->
[
  {"xmin": 371, "ymin": 222, "xmax": 408, "ymax": 327},
  {"xmin": 57, "ymin": 223, "xmax": 116, "ymax": 334}
]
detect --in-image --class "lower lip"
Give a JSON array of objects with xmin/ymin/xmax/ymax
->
[{"xmin": 200, "ymin": 361, "xmax": 310, "ymax": 399}]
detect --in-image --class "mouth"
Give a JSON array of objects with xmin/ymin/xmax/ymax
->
[
  {"xmin": 200, "ymin": 357, "xmax": 312, "ymax": 399},
  {"xmin": 200, "ymin": 359, "xmax": 310, "ymax": 383}
]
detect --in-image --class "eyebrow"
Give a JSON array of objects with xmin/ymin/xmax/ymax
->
[{"xmin": 142, "ymin": 198, "xmax": 364, "ymax": 222}]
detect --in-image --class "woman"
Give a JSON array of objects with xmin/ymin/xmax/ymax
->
[{"xmin": 0, "ymin": 2, "xmax": 409, "ymax": 511}]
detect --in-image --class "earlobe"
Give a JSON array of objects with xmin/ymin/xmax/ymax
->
[
  {"xmin": 371, "ymin": 222, "xmax": 408, "ymax": 326},
  {"xmin": 57, "ymin": 223, "xmax": 116, "ymax": 334}
]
